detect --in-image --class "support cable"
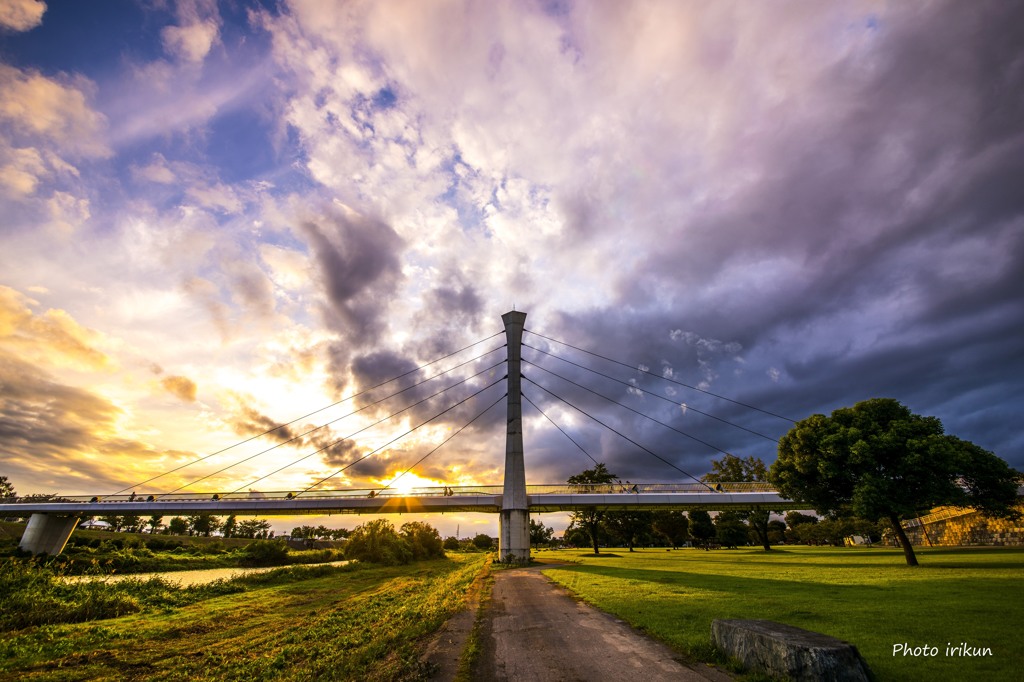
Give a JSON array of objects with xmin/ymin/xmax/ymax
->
[
  {"xmin": 377, "ymin": 391, "xmax": 507, "ymax": 494},
  {"xmin": 522, "ymin": 354, "xmax": 778, "ymax": 442},
  {"xmin": 525, "ymin": 359, "xmax": 761, "ymax": 455},
  {"xmin": 171, "ymin": 358, "xmax": 505, "ymax": 495},
  {"xmin": 521, "ymin": 391, "xmax": 600, "ymax": 467},
  {"xmin": 112, "ymin": 330, "xmax": 505, "ymax": 495},
  {"xmin": 161, "ymin": 346, "xmax": 505, "ymax": 494},
  {"xmin": 523, "ymin": 329, "xmax": 796, "ymax": 422},
  {"xmin": 301, "ymin": 376, "xmax": 507, "ymax": 494},
  {"xmin": 524, "ymin": 376, "xmax": 714, "ymax": 490}
]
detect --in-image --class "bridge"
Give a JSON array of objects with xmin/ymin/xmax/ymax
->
[{"xmin": 1, "ymin": 311, "xmax": 798, "ymax": 558}]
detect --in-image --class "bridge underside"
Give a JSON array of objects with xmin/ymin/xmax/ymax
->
[{"xmin": 0, "ymin": 491, "xmax": 796, "ymax": 519}]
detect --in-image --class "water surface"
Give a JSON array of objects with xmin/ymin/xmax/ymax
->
[{"xmin": 68, "ymin": 560, "xmax": 350, "ymax": 586}]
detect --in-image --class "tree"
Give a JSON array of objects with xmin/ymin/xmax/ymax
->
[
  {"xmin": 652, "ymin": 511, "xmax": 689, "ymax": 548},
  {"xmin": 100, "ymin": 514, "xmax": 124, "ymax": 532},
  {"xmin": 688, "ymin": 510, "xmax": 716, "ymax": 549},
  {"xmin": 236, "ymin": 519, "xmax": 272, "ymax": 539},
  {"xmin": 714, "ymin": 511, "xmax": 749, "ymax": 548},
  {"xmin": 167, "ymin": 517, "xmax": 189, "ymax": 535},
  {"xmin": 703, "ymin": 454, "xmax": 776, "ymax": 551},
  {"xmin": 121, "ymin": 514, "xmax": 144, "ymax": 533},
  {"xmin": 147, "ymin": 515, "xmax": 163, "ymax": 534},
  {"xmin": 770, "ymin": 398, "xmax": 1021, "ymax": 566},
  {"xmin": 603, "ymin": 511, "xmax": 653, "ymax": 551},
  {"xmin": 0, "ymin": 476, "xmax": 15, "ymax": 498},
  {"xmin": 567, "ymin": 463, "xmax": 617, "ymax": 554},
  {"xmin": 529, "ymin": 518, "xmax": 554, "ymax": 548},
  {"xmin": 346, "ymin": 519, "xmax": 413, "ymax": 565},
  {"xmin": 222, "ymin": 515, "xmax": 237, "ymax": 538},
  {"xmin": 472, "ymin": 533, "xmax": 494, "ymax": 550},
  {"xmin": 443, "ymin": 536, "xmax": 461, "ymax": 551},
  {"xmin": 187, "ymin": 514, "xmax": 222, "ymax": 537},
  {"xmin": 400, "ymin": 521, "xmax": 444, "ymax": 560}
]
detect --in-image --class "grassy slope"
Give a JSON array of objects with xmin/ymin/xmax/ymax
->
[
  {"xmin": 540, "ymin": 546, "xmax": 1024, "ymax": 682},
  {"xmin": 0, "ymin": 553, "xmax": 488, "ymax": 682}
]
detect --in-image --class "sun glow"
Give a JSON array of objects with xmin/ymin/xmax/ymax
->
[{"xmin": 380, "ymin": 472, "xmax": 443, "ymax": 495}]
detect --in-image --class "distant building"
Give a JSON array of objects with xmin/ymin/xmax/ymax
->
[{"xmin": 80, "ymin": 519, "xmax": 111, "ymax": 531}]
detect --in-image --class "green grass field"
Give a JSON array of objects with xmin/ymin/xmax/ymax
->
[
  {"xmin": 539, "ymin": 545, "xmax": 1024, "ymax": 681},
  {"xmin": 0, "ymin": 553, "xmax": 488, "ymax": 681}
]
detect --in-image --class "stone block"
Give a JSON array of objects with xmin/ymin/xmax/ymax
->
[{"xmin": 712, "ymin": 619, "xmax": 872, "ymax": 681}]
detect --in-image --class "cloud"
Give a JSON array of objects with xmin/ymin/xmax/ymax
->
[
  {"xmin": 0, "ymin": 285, "xmax": 112, "ymax": 371},
  {"xmin": 0, "ymin": 351, "xmax": 196, "ymax": 494},
  {"xmin": 0, "ymin": 0, "xmax": 45, "ymax": 32},
  {"xmin": 160, "ymin": 0, "xmax": 221, "ymax": 64},
  {"xmin": 2, "ymin": 0, "xmax": 1023, "ymax": 503},
  {"xmin": 161, "ymin": 375, "xmax": 198, "ymax": 402},
  {"xmin": 298, "ymin": 205, "xmax": 406, "ymax": 393},
  {"xmin": 0, "ymin": 64, "xmax": 109, "ymax": 158}
]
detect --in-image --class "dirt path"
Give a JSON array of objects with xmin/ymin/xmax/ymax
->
[{"xmin": 469, "ymin": 564, "xmax": 733, "ymax": 681}]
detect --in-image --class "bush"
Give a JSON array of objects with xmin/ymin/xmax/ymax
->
[
  {"xmin": 344, "ymin": 519, "xmax": 413, "ymax": 566},
  {"xmin": 240, "ymin": 540, "xmax": 290, "ymax": 566},
  {"xmin": 443, "ymin": 536, "xmax": 461, "ymax": 551},
  {"xmin": 401, "ymin": 522, "xmax": 444, "ymax": 560}
]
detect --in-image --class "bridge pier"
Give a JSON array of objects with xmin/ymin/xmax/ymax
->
[
  {"xmin": 20, "ymin": 513, "xmax": 80, "ymax": 555},
  {"xmin": 499, "ymin": 310, "xmax": 530, "ymax": 564}
]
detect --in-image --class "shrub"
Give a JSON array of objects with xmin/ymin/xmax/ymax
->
[
  {"xmin": 401, "ymin": 522, "xmax": 444, "ymax": 560},
  {"xmin": 344, "ymin": 519, "xmax": 413, "ymax": 566},
  {"xmin": 240, "ymin": 540, "xmax": 290, "ymax": 566}
]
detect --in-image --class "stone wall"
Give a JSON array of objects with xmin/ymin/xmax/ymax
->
[{"xmin": 901, "ymin": 503, "xmax": 1024, "ymax": 547}]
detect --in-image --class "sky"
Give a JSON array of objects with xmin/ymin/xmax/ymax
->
[{"xmin": 1, "ymin": 0, "xmax": 1022, "ymax": 537}]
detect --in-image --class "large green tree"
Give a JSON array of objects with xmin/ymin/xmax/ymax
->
[
  {"xmin": 603, "ymin": 511, "xmax": 653, "ymax": 551},
  {"xmin": 567, "ymin": 463, "xmax": 617, "ymax": 554},
  {"xmin": 703, "ymin": 454, "xmax": 776, "ymax": 550},
  {"xmin": 651, "ymin": 510, "xmax": 689, "ymax": 548},
  {"xmin": 688, "ymin": 510, "xmax": 716, "ymax": 549},
  {"xmin": 770, "ymin": 398, "xmax": 1021, "ymax": 566}
]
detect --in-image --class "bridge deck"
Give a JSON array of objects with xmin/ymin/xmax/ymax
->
[{"xmin": 0, "ymin": 483, "xmax": 797, "ymax": 516}]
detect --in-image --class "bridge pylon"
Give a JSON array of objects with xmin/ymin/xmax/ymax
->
[{"xmin": 499, "ymin": 310, "xmax": 530, "ymax": 563}]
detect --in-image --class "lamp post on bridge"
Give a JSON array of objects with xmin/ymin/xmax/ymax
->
[{"xmin": 499, "ymin": 310, "xmax": 530, "ymax": 563}]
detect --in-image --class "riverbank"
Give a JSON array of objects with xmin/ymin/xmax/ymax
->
[
  {"xmin": 0, "ymin": 521, "xmax": 342, "ymax": 575},
  {"xmin": 1, "ymin": 553, "xmax": 488, "ymax": 681}
]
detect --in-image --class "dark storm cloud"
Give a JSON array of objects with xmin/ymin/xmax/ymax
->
[
  {"xmin": 230, "ymin": 404, "xmax": 301, "ymax": 444},
  {"xmin": 301, "ymin": 207, "xmax": 405, "ymax": 396},
  {"xmin": 510, "ymin": 0, "xmax": 1024, "ymax": 481},
  {"xmin": 408, "ymin": 269, "xmax": 490, "ymax": 360},
  {"xmin": 301, "ymin": 208, "xmax": 405, "ymax": 342},
  {"xmin": 351, "ymin": 349, "xmax": 421, "ymax": 401}
]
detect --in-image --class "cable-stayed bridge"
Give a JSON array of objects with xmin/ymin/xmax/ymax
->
[{"xmin": 2, "ymin": 311, "xmax": 800, "ymax": 559}]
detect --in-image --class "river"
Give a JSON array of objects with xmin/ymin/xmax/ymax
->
[{"xmin": 67, "ymin": 560, "xmax": 350, "ymax": 586}]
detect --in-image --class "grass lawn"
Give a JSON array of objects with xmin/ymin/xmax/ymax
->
[
  {"xmin": 0, "ymin": 553, "xmax": 488, "ymax": 681},
  {"xmin": 539, "ymin": 545, "xmax": 1024, "ymax": 682}
]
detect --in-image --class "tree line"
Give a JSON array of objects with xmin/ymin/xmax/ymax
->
[{"xmin": 560, "ymin": 398, "xmax": 1021, "ymax": 566}]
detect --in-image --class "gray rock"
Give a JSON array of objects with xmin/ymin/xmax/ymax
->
[{"xmin": 712, "ymin": 619, "xmax": 872, "ymax": 681}]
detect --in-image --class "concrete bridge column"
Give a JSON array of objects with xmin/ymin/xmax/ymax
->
[
  {"xmin": 20, "ymin": 513, "xmax": 80, "ymax": 555},
  {"xmin": 499, "ymin": 310, "xmax": 530, "ymax": 564}
]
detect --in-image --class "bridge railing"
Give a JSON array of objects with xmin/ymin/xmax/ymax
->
[
  {"xmin": 2, "ymin": 482, "xmax": 775, "ymax": 505},
  {"xmin": 525, "ymin": 482, "xmax": 777, "ymax": 495}
]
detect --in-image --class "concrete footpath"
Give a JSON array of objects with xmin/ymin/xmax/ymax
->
[{"xmin": 469, "ymin": 565, "xmax": 734, "ymax": 682}]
